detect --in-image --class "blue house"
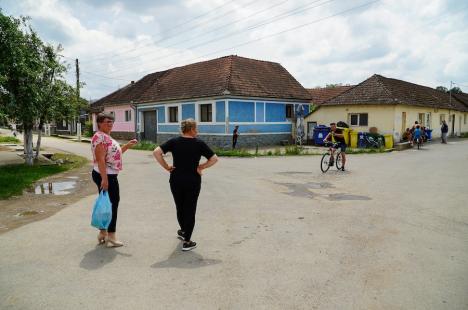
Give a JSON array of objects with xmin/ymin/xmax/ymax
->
[{"xmin": 92, "ymin": 55, "xmax": 311, "ymax": 147}]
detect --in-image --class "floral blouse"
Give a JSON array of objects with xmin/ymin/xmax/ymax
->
[{"xmin": 91, "ymin": 131, "xmax": 122, "ymax": 174}]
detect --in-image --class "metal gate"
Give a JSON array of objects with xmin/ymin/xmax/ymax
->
[{"xmin": 143, "ymin": 110, "xmax": 157, "ymax": 142}]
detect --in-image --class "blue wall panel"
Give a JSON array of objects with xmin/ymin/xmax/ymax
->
[
  {"xmin": 198, "ymin": 125, "xmax": 225, "ymax": 134},
  {"xmin": 157, "ymin": 106, "xmax": 165, "ymax": 123},
  {"xmin": 265, "ymin": 102, "xmax": 286, "ymax": 122},
  {"xmin": 158, "ymin": 124, "xmax": 179, "ymax": 133},
  {"xmin": 228, "ymin": 124, "xmax": 291, "ymax": 133},
  {"xmin": 229, "ymin": 101, "xmax": 255, "ymax": 122},
  {"xmin": 255, "ymin": 102, "xmax": 265, "ymax": 122},
  {"xmin": 216, "ymin": 101, "xmax": 225, "ymax": 122},
  {"xmin": 182, "ymin": 103, "xmax": 195, "ymax": 120}
]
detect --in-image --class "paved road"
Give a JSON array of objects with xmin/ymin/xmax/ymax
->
[{"xmin": 1, "ymin": 136, "xmax": 467, "ymax": 310}]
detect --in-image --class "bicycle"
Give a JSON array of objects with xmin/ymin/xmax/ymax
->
[
  {"xmin": 415, "ymin": 137, "xmax": 423, "ymax": 149},
  {"xmin": 320, "ymin": 142, "xmax": 343, "ymax": 173}
]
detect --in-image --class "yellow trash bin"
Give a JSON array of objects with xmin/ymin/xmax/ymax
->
[
  {"xmin": 338, "ymin": 127, "xmax": 350, "ymax": 145},
  {"xmin": 384, "ymin": 134, "xmax": 393, "ymax": 149},
  {"xmin": 350, "ymin": 131, "xmax": 358, "ymax": 148}
]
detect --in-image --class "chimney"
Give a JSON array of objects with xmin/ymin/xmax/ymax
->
[{"xmin": 131, "ymin": 81, "xmax": 135, "ymax": 85}]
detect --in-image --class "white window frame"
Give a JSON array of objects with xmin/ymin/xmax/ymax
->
[
  {"xmin": 198, "ymin": 102, "xmax": 215, "ymax": 123},
  {"xmin": 167, "ymin": 106, "xmax": 179, "ymax": 123},
  {"xmin": 125, "ymin": 110, "xmax": 132, "ymax": 122},
  {"xmin": 348, "ymin": 113, "xmax": 368, "ymax": 126}
]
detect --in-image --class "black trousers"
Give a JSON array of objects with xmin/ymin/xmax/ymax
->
[
  {"xmin": 170, "ymin": 181, "xmax": 201, "ymax": 242},
  {"xmin": 92, "ymin": 170, "xmax": 120, "ymax": 233},
  {"xmin": 232, "ymin": 136, "xmax": 238, "ymax": 149}
]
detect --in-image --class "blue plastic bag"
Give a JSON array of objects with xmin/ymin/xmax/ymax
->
[{"xmin": 91, "ymin": 191, "xmax": 112, "ymax": 230}]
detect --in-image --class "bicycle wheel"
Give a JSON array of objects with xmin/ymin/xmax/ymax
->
[
  {"xmin": 321, "ymin": 153, "xmax": 331, "ymax": 173},
  {"xmin": 417, "ymin": 139, "xmax": 420, "ymax": 149},
  {"xmin": 335, "ymin": 152, "xmax": 343, "ymax": 170}
]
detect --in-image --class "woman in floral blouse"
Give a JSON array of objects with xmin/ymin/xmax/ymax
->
[{"xmin": 91, "ymin": 113, "xmax": 137, "ymax": 247}]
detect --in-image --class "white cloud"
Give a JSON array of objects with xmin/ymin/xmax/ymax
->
[{"xmin": 2, "ymin": 0, "xmax": 467, "ymax": 98}]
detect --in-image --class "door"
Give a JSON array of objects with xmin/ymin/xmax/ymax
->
[
  {"xmin": 401, "ymin": 112, "xmax": 406, "ymax": 134},
  {"xmin": 307, "ymin": 121, "xmax": 317, "ymax": 143},
  {"xmin": 459, "ymin": 116, "xmax": 462, "ymax": 136},
  {"xmin": 143, "ymin": 110, "xmax": 157, "ymax": 142},
  {"xmin": 451, "ymin": 114, "xmax": 455, "ymax": 136}
]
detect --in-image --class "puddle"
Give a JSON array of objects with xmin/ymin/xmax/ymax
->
[
  {"xmin": 29, "ymin": 181, "xmax": 77, "ymax": 195},
  {"xmin": 325, "ymin": 193, "xmax": 371, "ymax": 201}
]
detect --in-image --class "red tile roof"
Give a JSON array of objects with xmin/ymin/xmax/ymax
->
[
  {"xmin": 307, "ymin": 86, "xmax": 353, "ymax": 105},
  {"xmin": 322, "ymin": 74, "xmax": 468, "ymax": 112},
  {"xmin": 92, "ymin": 55, "xmax": 311, "ymax": 108}
]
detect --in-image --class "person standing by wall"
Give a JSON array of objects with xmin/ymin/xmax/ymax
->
[
  {"xmin": 441, "ymin": 120, "xmax": 448, "ymax": 144},
  {"xmin": 232, "ymin": 125, "xmax": 239, "ymax": 149},
  {"xmin": 153, "ymin": 119, "xmax": 218, "ymax": 251}
]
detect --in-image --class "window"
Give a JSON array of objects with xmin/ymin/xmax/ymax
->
[
  {"xmin": 285, "ymin": 104, "xmax": 294, "ymax": 118},
  {"xmin": 109, "ymin": 111, "xmax": 115, "ymax": 119},
  {"xmin": 125, "ymin": 110, "xmax": 132, "ymax": 122},
  {"xmin": 440, "ymin": 114, "xmax": 445, "ymax": 124},
  {"xmin": 199, "ymin": 104, "xmax": 212, "ymax": 122},
  {"xmin": 418, "ymin": 113, "xmax": 425, "ymax": 126},
  {"xmin": 168, "ymin": 106, "xmax": 178, "ymax": 123},
  {"xmin": 349, "ymin": 113, "xmax": 368, "ymax": 126}
]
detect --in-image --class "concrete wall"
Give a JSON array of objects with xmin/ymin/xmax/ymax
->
[{"xmin": 157, "ymin": 133, "xmax": 291, "ymax": 149}]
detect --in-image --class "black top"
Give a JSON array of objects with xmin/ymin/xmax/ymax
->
[
  {"xmin": 160, "ymin": 136, "xmax": 215, "ymax": 184},
  {"xmin": 326, "ymin": 128, "xmax": 345, "ymax": 143}
]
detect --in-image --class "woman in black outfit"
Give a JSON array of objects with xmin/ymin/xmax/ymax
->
[{"xmin": 153, "ymin": 118, "xmax": 218, "ymax": 251}]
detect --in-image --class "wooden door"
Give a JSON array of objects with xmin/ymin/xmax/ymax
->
[{"xmin": 143, "ymin": 110, "xmax": 157, "ymax": 142}]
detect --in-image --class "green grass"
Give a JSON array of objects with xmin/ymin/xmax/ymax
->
[
  {"xmin": 0, "ymin": 136, "xmax": 20, "ymax": 144},
  {"xmin": 460, "ymin": 132, "xmax": 468, "ymax": 138},
  {"xmin": 214, "ymin": 148, "xmax": 254, "ymax": 157},
  {"xmin": 131, "ymin": 140, "xmax": 158, "ymax": 151},
  {"xmin": 0, "ymin": 153, "xmax": 88, "ymax": 199}
]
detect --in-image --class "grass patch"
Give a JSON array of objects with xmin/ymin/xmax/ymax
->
[
  {"xmin": 214, "ymin": 148, "xmax": 254, "ymax": 157},
  {"xmin": 0, "ymin": 153, "xmax": 88, "ymax": 199},
  {"xmin": 131, "ymin": 140, "xmax": 158, "ymax": 151},
  {"xmin": 460, "ymin": 132, "xmax": 468, "ymax": 138},
  {"xmin": 0, "ymin": 136, "xmax": 20, "ymax": 144}
]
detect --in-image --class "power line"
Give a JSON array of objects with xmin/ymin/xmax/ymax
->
[
  {"xmin": 89, "ymin": 0, "xmax": 335, "ymax": 75},
  {"xmin": 111, "ymin": 0, "xmax": 381, "ymax": 80},
  {"xmin": 81, "ymin": 0, "xmax": 253, "ymax": 63},
  {"xmin": 81, "ymin": 0, "xmax": 238, "ymax": 61}
]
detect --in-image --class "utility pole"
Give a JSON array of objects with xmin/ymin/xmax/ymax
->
[{"xmin": 75, "ymin": 58, "xmax": 80, "ymax": 139}]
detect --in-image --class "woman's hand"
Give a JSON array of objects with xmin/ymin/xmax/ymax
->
[
  {"xmin": 197, "ymin": 166, "xmax": 204, "ymax": 176},
  {"xmin": 166, "ymin": 165, "xmax": 175, "ymax": 173},
  {"xmin": 101, "ymin": 178, "xmax": 109, "ymax": 191},
  {"xmin": 127, "ymin": 139, "xmax": 138, "ymax": 148}
]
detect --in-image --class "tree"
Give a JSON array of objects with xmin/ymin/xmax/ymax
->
[
  {"xmin": 325, "ymin": 83, "xmax": 343, "ymax": 88},
  {"xmin": 436, "ymin": 86, "xmax": 448, "ymax": 93},
  {"xmin": 450, "ymin": 87, "xmax": 462, "ymax": 94},
  {"xmin": 0, "ymin": 10, "xmax": 76, "ymax": 164}
]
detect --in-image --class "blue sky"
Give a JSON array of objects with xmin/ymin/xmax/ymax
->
[{"xmin": 1, "ymin": 0, "xmax": 467, "ymax": 99}]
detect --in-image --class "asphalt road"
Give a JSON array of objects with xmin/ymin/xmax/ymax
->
[{"xmin": 1, "ymin": 136, "xmax": 467, "ymax": 309}]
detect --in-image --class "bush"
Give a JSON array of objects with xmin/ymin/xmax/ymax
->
[
  {"xmin": 0, "ymin": 136, "xmax": 21, "ymax": 144},
  {"xmin": 214, "ymin": 148, "xmax": 253, "ymax": 157},
  {"xmin": 84, "ymin": 121, "xmax": 94, "ymax": 137},
  {"xmin": 285, "ymin": 145, "xmax": 302, "ymax": 155},
  {"xmin": 132, "ymin": 140, "xmax": 157, "ymax": 151}
]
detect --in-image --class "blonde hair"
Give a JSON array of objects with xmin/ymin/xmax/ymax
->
[{"xmin": 181, "ymin": 118, "xmax": 197, "ymax": 133}]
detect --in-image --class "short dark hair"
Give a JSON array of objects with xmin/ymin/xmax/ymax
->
[
  {"xmin": 96, "ymin": 113, "xmax": 114, "ymax": 124},
  {"xmin": 330, "ymin": 122, "xmax": 336, "ymax": 126}
]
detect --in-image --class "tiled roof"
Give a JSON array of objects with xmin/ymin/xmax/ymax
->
[
  {"xmin": 92, "ymin": 55, "xmax": 311, "ymax": 108},
  {"xmin": 453, "ymin": 92, "xmax": 468, "ymax": 110},
  {"xmin": 307, "ymin": 86, "xmax": 353, "ymax": 105},
  {"xmin": 322, "ymin": 74, "xmax": 468, "ymax": 112}
]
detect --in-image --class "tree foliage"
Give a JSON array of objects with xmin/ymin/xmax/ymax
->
[{"xmin": 435, "ymin": 86, "xmax": 448, "ymax": 93}]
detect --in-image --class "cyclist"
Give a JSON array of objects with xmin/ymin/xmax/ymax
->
[
  {"xmin": 413, "ymin": 125, "xmax": 422, "ymax": 146},
  {"xmin": 323, "ymin": 122, "xmax": 347, "ymax": 171}
]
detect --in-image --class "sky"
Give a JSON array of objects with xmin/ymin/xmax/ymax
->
[{"xmin": 1, "ymin": 0, "xmax": 467, "ymax": 100}]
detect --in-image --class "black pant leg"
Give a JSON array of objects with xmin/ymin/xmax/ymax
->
[
  {"xmin": 106, "ymin": 175, "xmax": 120, "ymax": 233},
  {"xmin": 232, "ymin": 136, "xmax": 237, "ymax": 149},
  {"xmin": 170, "ymin": 182, "xmax": 185, "ymax": 231},
  {"xmin": 181, "ymin": 183, "xmax": 201, "ymax": 242}
]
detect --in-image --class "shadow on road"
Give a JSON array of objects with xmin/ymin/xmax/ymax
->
[
  {"xmin": 151, "ymin": 243, "xmax": 222, "ymax": 269},
  {"xmin": 80, "ymin": 245, "xmax": 132, "ymax": 270}
]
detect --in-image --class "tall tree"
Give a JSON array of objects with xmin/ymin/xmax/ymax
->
[
  {"xmin": 435, "ymin": 86, "xmax": 448, "ymax": 93},
  {"xmin": 450, "ymin": 87, "xmax": 462, "ymax": 94}
]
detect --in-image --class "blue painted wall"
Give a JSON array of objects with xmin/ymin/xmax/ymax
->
[
  {"xmin": 255, "ymin": 102, "xmax": 265, "ymax": 122},
  {"xmin": 156, "ymin": 106, "xmax": 165, "ymax": 123},
  {"xmin": 265, "ymin": 102, "xmax": 286, "ymax": 122},
  {"xmin": 229, "ymin": 101, "xmax": 255, "ymax": 122},
  {"xmin": 158, "ymin": 124, "xmax": 179, "ymax": 133},
  {"xmin": 229, "ymin": 124, "xmax": 291, "ymax": 133},
  {"xmin": 182, "ymin": 103, "xmax": 195, "ymax": 119},
  {"xmin": 216, "ymin": 101, "xmax": 225, "ymax": 122},
  {"xmin": 198, "ymin": 125, "xmax": 225, "ymax": 133}
]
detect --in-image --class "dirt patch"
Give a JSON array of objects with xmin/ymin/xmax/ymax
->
[{"xmin": 0, "ymin": 163, "xmax": 96, "ymax": 234}]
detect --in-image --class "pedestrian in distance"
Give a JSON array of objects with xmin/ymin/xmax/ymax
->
[
  {"xmin": 91, "ymin": 113, "xmax": 138, "ymax": 247},
  {"xmin": 441, "ymin": 120, "xmax": 448, "ymax": 144},
  {"xmin": 153, "ymin": 118, "xmax": 218, "ymax": 251},
  {"xmin": 232, "ymin": 125, "xmax": 239, "ymax": 149}
]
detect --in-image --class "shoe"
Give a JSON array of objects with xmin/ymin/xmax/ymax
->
[
  {"xmin": 106, "ymin": 238, "xmax": 124, "ymax": 248},
  {"xmin": 97, "ymin": 232, "xmax": 107, "ymax": 245},
  {"xmin": 182, "ymin": 241, "xmax": 197, "ymax": 251},
  {"xmin": 341, "ymin": 167, "xmax": 345, "ymax": 171},
  {"xmin": 177, "ymin": 230, "xmax": 185, "ymax": 240},
  {"xmin": 329, "ymin": 160, "xmax": 334, "ymax": 167}
]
